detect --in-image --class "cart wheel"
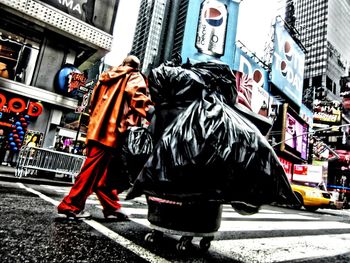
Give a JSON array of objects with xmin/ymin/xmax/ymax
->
[
  {"xmin": 176, "ymin": 236, "xmax": 193, "ymax": 252},
  {"xmin": 199, "ymin": 236, "xmax": 213, "ymax": 251},
  {"xmin": 144, "ymin": 230, "xmax": 163, "ymax": 243}
]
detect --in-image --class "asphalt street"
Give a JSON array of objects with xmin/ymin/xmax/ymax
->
[{"xmin": 1, "ymin": 165, "xmax": 350, "ymax": 262}]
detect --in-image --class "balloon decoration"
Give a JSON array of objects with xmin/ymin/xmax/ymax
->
[
  {"xmin": 55, "ymin": 64, "xmax": 81, "ymax": 96},
  {"xmin": 7, "ymin": 113, "xmax": 29, "ymax": 152},
  {"xmin": 0, "ymin": 92, "xmax": 41, "ymax": 155}
]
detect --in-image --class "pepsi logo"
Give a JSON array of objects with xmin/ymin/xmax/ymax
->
[
  {"xmin": 284, "ymin": 41, "xmax": 293, "ymax": 61},
  {"xmin": 204, "ymin": 7, "xmax": 223, "ymax": 26},
  {"xmin": 253, "ymin": 69, "xmax": 264, "ymax": 87},
  {"xmin": 280, "ymin": 60, "xmax": 287, "ymax": 77}
]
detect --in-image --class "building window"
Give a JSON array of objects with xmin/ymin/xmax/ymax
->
[{"xmin": 0, "ymin": 29, "xmax": 40, "ymax": 85}]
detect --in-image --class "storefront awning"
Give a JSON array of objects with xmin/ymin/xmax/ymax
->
[{"xmin": 0, "ymin": 78, "xmax": 78, "ymax": 109}]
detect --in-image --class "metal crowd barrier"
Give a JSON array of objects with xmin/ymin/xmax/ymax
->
[{"xmin": 15, "ymin": 146, "xmax": 86, "ymax": 183}]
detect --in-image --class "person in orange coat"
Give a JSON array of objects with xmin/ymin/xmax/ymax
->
[{"xmin": 57, "ymin": 55, "xmax": 154, "ymax": 220}]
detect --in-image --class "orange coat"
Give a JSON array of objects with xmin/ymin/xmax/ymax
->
[{"xmin": 86, "ymin": 66, "xmax": 154, "ymax": 148}]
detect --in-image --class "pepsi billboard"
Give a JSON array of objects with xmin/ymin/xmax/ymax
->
[
  {"xmin": 181, "ymin": 0, "xmax": 240, "ymax": 68},
  {"xmin": 271, "ymin": 20, "xmax": 305, "ymax": 107},
  {"xmin": 233, "ymin": 46, "xmax": 269, "ymax": 91}
]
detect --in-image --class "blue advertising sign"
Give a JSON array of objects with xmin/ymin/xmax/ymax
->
[
  {"xmin": 271, "ymin": 20, "xmax": 305, "ymax": 107},
  {"xmin": 181, "ymin": 0, "xmax": 240, "ymax": 68},
  {"xmin": 300, "ymin": 104, "xmax": 313, "ymax": 127},
  {"xmin": 233, "ymin": 47, "xmax": 269, "ymax": 91}
]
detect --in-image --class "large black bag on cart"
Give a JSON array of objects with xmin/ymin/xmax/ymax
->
[
  {"xmin": 127, "ymin": 91, "xmax": 297, "ymax": 206},
  {"xmin": 126, "ymin": 61, "xmax": 299, "ymax": 209},
  {"xmin": 147, "ymin": 61, "xmax": 210, "ymax": 142}
]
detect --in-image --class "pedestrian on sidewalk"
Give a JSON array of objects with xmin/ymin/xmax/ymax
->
[
  {"xmin": 0, "ymin": 129, "xmax": 6, "ymax": 165},
  {"xmin": 57, "ymin": 55, "xmax": 154, "ymax": 220}
]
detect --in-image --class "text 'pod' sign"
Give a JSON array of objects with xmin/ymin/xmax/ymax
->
[{"xmin": 271, "ymin": 20, "xmax": 305, "ymax": 107}]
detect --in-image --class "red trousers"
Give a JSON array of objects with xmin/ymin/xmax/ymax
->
[{"xmin": 57, "ymin": 142, "xmax": 121, "ymax": 214}]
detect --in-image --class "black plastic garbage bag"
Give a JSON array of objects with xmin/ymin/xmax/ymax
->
[
  {"xmin": 105, "ymin": 127, "xmax": 153, "ymax": 193},
  {"xmin": 121, "ymin": 126, "xmax": 154, "ymax": 183},
  {"xmin": 123, "ymin": 126, "xmax": 153, "ymax": 156},
  {"xmin": 126, "ymin": 91, "xmax": 299, "ymax": 207},
  {"xmin": 148, "ymin": 62, "xmax": 206, "ymax": 106},
  {"xmin": 148, "ymin": 62, "xmax": 237, "ymax": 141},
  {"xmin": 189, "ymin": 62, "xmax": 238, "ymax": 107}
]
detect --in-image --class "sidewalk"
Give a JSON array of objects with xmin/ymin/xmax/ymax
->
[{"xmin": 0, "ymin": 165, "xmax": 73, "ymax": 186}]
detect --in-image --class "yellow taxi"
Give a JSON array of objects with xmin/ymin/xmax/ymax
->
[{"xmin": 290, "ymin": 181, "xmax": 332, "ymax": 212}]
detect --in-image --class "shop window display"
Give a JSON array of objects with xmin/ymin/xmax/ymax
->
[
  {"xmin": 54, "ymin": 135, "xmax": 86, "ymax": 155},
  {"xmin": 55, "ymin": 110, "xmax": 87, "ymax": 155},
  {"xmin": 0, "ymin": 89, "xmax": 44, "ymax": 166},
  {"xmin": 0, "ymin": 30, "xmax": 39, "ymax": 85}
]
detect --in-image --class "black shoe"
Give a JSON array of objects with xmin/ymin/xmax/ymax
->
[
  {"xmin": 58, "ymin": 210, "xmax": 91, "ymax": 219},
  {"xmin": 103, "ymin": 210, "xmax": 129, "ymax": 221}
]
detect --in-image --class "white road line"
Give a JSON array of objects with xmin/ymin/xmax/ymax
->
[
  {"xmin": 218, "ymin": 220, "xmax": 350, "ymax": 232},
  {"xmin": 85, "ymin": 200, "xmax": 101, "ymax": 204},
  {"xmin": 221, "ymin": 212, "xmax": 319, "ymax": 220},
  {"xmin": 132, "ymin": 218, "xmax": 151, "ymax": 228},
  {"xmin": 85, "ymin": 199, "xmax": 134, "ymax": 206},
  {"xmin": 222, "ymin": 206, "xmax": 284, "ymax": 214},
  {"xmin": 38, "ymin": 184, "xmax": 350, "ymax": 262},
  {"xmin": 17, "ymin": 183, "xmax": 171, "ymax": 263},
  {"xmin": 123, "ymin": 207, "xmax": 148, "ymax": 215},
  {"xmin": 84, "ymin": 220, "xmax": 170, "ymax": 263},
  {"xmin": 210, "ymin": 233, "xmax": 350, "ymax": 263},
  {"xmin": 19, "ymin": 183, "xmax": 60, "ymax": 206}
]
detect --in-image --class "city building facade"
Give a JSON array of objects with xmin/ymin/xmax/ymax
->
[
  {"xmin": 131, "ymin": 0, "xmax": 170, "ymax": 74},
  {"xmin": 291, "ymin": 0, "xmax": 350, "ymax": 96},
  {"xmin": 0, "ymin": 0, "xmax": 118, "ymax": 161},
  {"xmin": 282, "ymin": 0, "xmax": 350, "ymax": 206},
  {"xmin": 131, "ymin": 0, "xmax": 190, "ymax": 74}
]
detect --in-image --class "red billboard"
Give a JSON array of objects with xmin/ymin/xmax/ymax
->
[
  {"xmin": 278, "ymin": 156, "xmax": 293, "ymax": 181},
  {"xmin": 234, "ymin": 71, "xmax": 271, "ymax": 119}
]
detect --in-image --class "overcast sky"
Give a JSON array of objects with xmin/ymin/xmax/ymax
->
[
  {"xmin": 105, "ymin": 0, "xmax": 279, "ymax": 66},
  {"xmin": 236, "ymin": 0, "xmax": 279, "ymax": 58},
  {"xmin": 104, "ymin": 0, "xmax": 140, "ymax": 66}
]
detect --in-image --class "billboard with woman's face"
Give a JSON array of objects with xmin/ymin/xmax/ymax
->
[
  {"xmin": 281, "ymin": 104, "xmax": 309, "ymax": 161},
  {"xmin": 24, "ymin": 131, "xmax": 44, "ymax": 148}
]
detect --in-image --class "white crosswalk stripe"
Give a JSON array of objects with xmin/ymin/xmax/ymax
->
[{"xmin": 48, "ymin": 185, "xmax": 350, "ymax": 262}]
